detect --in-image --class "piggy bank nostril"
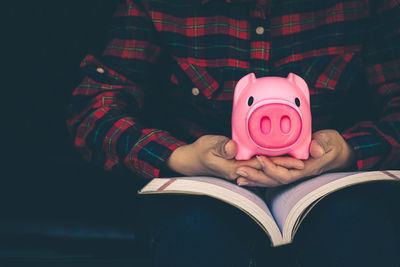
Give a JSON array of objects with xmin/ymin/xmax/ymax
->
[
  {"xmin": 260, "ymin": 116, "xmax": 271, "ymax": 134},
  {"xmin": 280, "ymin": 116, "xmax": 291, "ymax": 134}
]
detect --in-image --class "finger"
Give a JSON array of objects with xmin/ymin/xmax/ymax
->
[
  {"xmin": 309, "ymin": 139, "xmax": 325, "ymax": 158},
  {"xmin": 233, "ymin": 156, "xmax": 263, "ymax": 170},
  {"xmin": 208, "ymin": 136, "xmax": 261, "ymax": 180},
  {"xmin": 206, "ymin": 149, "xmax": 261, "ymax": 181},
  {"xmin": 269, "ymin": 156, "xmax": 304, "ymax": 170},
  {"xmin": 236, "ymin": 177, "xmax": 272, "ymax": 187},
  {"xmin": 207, "ymin": 154, "xmax": 243, "ymax": 180},
  {"xmin": 257, "ymin": 156, "xmax": 312, "ymax": 184},
  {"xmin": 223, "ymin": 139, "xmax": 237, "ymax": 160},
  {"xmin": 255, "ymin": 156, "xmax": 303, "ymax": 185},
  {"xmin": 283, "ymin": 149, "xmax": 337, "ymax": 179},
  {"xmin": 211, "ymin": 156, "xmax": 263, "ymax": 181},
  {"xmin": 236, "ymin": 166, "xmax": 282, "ymax": 187},
  {"xmin": 213, "ymin": 137, "xmax": 237, "ymax": 159}
]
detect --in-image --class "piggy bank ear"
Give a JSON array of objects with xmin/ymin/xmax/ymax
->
[
  {"xmin": 234, "ymin": 73, "xmax": 256, "ymax": 103},
  {"xmin": 287, "ymin": 73, "xmax": 310, "ymax": 104}
]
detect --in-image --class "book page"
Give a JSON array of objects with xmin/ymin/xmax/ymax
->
[
  {"xmin": 268, "ymin": 171, "xmax": 399, "ymax": 244},
  {"xmin": 140, "ymin": 176, "xmax": 285, "ymax": 246},
  {"xmin": 141, "ymin": 176, "xmax": 273, "ymax": 217},
  {"xmin": 179, "ymin": 177, "xmax": 272, "ymax": 214},
  {"xmin": 269, "ymin": 172, "xmax": 355, "ymax": 232}
]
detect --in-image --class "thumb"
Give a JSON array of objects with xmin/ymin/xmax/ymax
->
[
  {"xmin": 214, "ymin": 137, "xmax": 237, "ymax": 159},
  {"xmin": 310, "ymin": 139, "xmax": 325, "ymax": 158}
]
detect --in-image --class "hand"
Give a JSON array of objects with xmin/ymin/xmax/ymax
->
[
  {"xmin": 236, "ymin": 130, "xmax": 356, "ymax": 187},
  {"xmin": 166, "ymin": 135, "xmax": 263, "ymax": 180}
]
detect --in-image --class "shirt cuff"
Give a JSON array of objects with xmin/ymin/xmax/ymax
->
[
  {"xmin": 342, "ymin": 129, "xmax": 391, "ymax": 171},
  {"xmin": 124, "ymin": 129, "xmax": 186, "ymax": 179}
]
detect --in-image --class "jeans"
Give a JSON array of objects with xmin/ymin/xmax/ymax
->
[{"xmin": 139, "ymin": 183, "xmax": 400, "ymax": 267}]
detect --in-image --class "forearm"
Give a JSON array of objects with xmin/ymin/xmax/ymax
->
[
  {"xmin": 341, "ymin": 96, "xmax": 400, "ymax": 170},
  {"xmin": 66, "ymin": 0, "xmax": 192, "ymax": 178},
  {"xmin": 342, "ymin": 0, "xmax": 400, "ymax": 170},
  {"xmin": 67, "ymin": 75, "xmax": 186, "ymax": 179}
]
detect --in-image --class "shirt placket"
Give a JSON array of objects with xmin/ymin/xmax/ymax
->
[{"xmin": 249, "ymin": 0, "xmax": 271, "ymax": 77}]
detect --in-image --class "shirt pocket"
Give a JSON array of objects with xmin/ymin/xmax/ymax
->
[
  {"xmin": 173, "ymin": 59, "xmax": 221, "ymax": 100},
  {"xmin": 275, "ymin": 51, "xmax": 363, "ymax": 93}
]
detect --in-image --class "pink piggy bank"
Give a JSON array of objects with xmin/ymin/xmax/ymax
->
[{"xmin": 232, "ymin": 73, "xmax": 311, "ymax": 160}]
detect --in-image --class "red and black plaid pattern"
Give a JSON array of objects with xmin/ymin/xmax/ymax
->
[{"xmin": 67, "ymin": 0, "xmax": 400, "ymax": 179}]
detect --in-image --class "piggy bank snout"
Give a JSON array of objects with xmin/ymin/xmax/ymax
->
[{"xmin": 247, "ymin": 103, "xmax": 302, "ymax": 149}]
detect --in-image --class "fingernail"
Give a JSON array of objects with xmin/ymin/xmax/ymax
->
[
  {"xmin": 319, "ymin": 146, "xmax": 325, "ymax": 156},
  {"xmin": 256, "ymin": 156, "xmax": 265, "ymax": 168},
  {"xmin": 237, "ymin": 180, "xmax": 248, "ymax": 186},
  {"xmin": 236, "ymin": 170, "xmax": 248, "ymax": 177}
]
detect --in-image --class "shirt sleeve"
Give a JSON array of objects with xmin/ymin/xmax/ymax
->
[
  {"xmin": 341, "ymin": 0, "xmax": 400, "ymax": 170},
  {"xmin": 67, "ymin": 0, "xmax": 186, "ymax": 179}
]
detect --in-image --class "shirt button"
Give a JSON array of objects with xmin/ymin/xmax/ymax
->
[
  {"xmin": 256, "ymin": 26, "xmax": 265, "ymax": 35},
  {"xmin": 192, "ymin": 87, "xmax": 200, "ymax": 96},
  {"xmin": 96, "ymin": 67, "xmax": 105, "ymax": 74}
]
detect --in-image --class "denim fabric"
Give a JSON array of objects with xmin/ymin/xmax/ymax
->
[
  {"xmin": 293, "ymin": 183, "xmax": 400, "ymax": 267},
  {"xmin": 140, "ymin": 183, "xmax": 400, "ymax": 267}
]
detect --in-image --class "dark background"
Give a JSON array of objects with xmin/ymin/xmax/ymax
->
[
  {"xmin": 2, "ymin": 1, "xmax": 140, "ymax": 221},
  {"xmin": 2, "ymin": 2, "xmax": 400, "ymax": 265}
]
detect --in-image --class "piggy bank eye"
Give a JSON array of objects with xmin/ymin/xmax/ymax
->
[
  {"xmin": 248, "ymin": 96, "xmax": 254, "ymax": 106},
  {"xmin": 295, "ymin": 97, "xmax": 300, "ymax": 107}
]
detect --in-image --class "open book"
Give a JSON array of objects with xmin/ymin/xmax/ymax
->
[{"xmin": 139, "ymin": 170, "xmax": 400, "ymax": 247}]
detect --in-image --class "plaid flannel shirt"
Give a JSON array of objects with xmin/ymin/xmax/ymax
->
[{"xmin": 67, "ymin": 0, "xmax": 400, "ymax": 179}]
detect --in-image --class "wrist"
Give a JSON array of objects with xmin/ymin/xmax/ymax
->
[
  {"xmin": 166, "ymin": 145, "xmax": 184, "ymax": 172},
  {"xmin": 166, "ymin": 144, "xmax": 197, "ymax": 175},
  {"xmin": 159, "ymin": 161, "xmax": 181, "ymax": 177},
  {"xmin": 340, "ymin": 140, "xmax": 357, "ymax": 171}
]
